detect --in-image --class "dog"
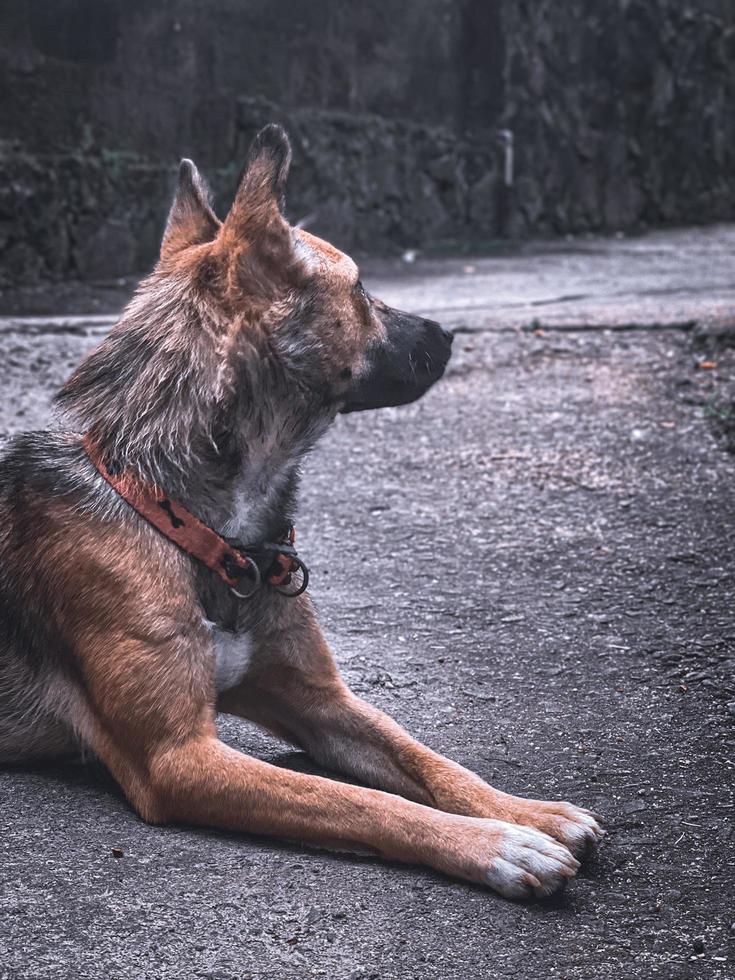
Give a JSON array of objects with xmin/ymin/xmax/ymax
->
[{"xmin": 0, "ymin": 125, "xmax": 602, "ymax": 899}]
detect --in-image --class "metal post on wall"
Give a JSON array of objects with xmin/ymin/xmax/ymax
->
[{"xmin": 496, "ymin": 129, "xmax": 514, "ymax": 237}]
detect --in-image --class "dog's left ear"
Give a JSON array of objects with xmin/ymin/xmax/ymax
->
[
  {"xmin": 220, "ymin": 124, "xmax": 292, "ymax": 245},
  {"xmin": 161, "ymin": 159, "xmax": 221, "ymax": 259}
]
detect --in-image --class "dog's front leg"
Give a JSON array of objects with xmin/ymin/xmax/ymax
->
[
  {"xmin": 147, "ymin": 736, "xmax": 583, "ymax": 899},
  {"xmin": 79, "ymin": 633, "xmax": 577, "ymax": 900},
  {"xmin": 220, "ymin": 598, "xmax": 603, "ymax": 860}
]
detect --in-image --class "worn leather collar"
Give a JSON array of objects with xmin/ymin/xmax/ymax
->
[{"xmin": 82, "ymin": 433, "xmax": 308, "ymax": 598}]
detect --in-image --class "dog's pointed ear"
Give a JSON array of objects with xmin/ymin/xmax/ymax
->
[
  {"xmin": 160, "ymin": 159, "xmax": 220, "ymax": 259},
  {"xmin": 221, "ymin": 124, "xmax": 292, "ymax": 243}
]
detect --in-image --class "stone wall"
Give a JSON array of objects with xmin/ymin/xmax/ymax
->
[
  {"xmin": 502, "ymin": 0, "xmax": 735, "ymax": 235},
  {"xmin": 0, "ymin": 0, "xmax": 732, "ymax": 284}
]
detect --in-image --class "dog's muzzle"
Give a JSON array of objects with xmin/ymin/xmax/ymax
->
[{"xmin": 341, "ymin": 308, "xmax": 453, "ymax": 413}]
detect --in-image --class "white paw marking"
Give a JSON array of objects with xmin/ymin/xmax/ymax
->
[
  {"xmin": 522, "ymin": 800, "xmax": 605, "ymax": 854},
  {"xmin": 485, "ymin": 858, "xmax": 538, "ymax": 901},
  {"xmin": 485, "ymin": 822, "xmax": 579, "ymax": 900}
]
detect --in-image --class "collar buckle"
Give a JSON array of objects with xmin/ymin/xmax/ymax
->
[{"xmin": 229, "ymin": 527, "xmax": 309, "ymax": 600}]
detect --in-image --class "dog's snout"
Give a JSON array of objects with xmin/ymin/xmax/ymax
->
[{"xmin": 340, "ymin": 307, "xmax": 451, "ymax": 413}]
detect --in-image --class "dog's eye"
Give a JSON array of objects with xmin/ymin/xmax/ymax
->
[
  {"xmin": 353, "ymin": 280, "xmax": 367, "ymax": 300},
  {"xmin": 340, "ymin": 367, "xmax": 353, "ymax": 381}
]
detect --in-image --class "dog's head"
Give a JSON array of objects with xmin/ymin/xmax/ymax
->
[
  {"xmin": 58, "ymin": 126, "xmax": 453, "ymax": 499},
  {"xmin": 161, "ymin": 125, "xmax": 453, "ymax": 415}
]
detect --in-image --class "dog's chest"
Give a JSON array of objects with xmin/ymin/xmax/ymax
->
[{"xmin": 207, "ymin": 623, "xmax": 253, "ymax": 693}]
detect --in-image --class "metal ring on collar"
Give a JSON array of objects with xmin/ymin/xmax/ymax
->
[
  {"xmin": 275, "ymin": 557, "xmax": 309, "ymax": 598},
  {"xmin": 230, "ymin": 562, "xmax": 262, "ymax": 599}
]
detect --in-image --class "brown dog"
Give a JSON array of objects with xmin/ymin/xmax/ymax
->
[{"xmin": 0, "ymin": 126, "xmax": 602, "ymax": 899}]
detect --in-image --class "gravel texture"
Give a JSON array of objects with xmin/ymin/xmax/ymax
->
[{"xmin": 0, "ymin": 227, "xmax": 733, "ymax": 979}]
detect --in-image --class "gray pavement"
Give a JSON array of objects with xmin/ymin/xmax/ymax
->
[{"xmin": 1, "ymin": 227, "xmax": 734, "ymax": 979}]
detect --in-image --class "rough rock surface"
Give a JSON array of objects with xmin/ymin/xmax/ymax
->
[
  {"xmin": 502, "ymin": 0, "xmax": 735, "ymax": 236},
  {"xmin": 0, "ymin": 227, "xmax": 733, "ymax": 978},
  {"xmin": 2, "ymin": 1, "xmax": 734, "ymax": 283}
]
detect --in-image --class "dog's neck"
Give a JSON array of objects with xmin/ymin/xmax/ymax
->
[
  {"xmin": 206, "ymin": 369, "xmax": 335, "ymax": 542},
  {"xmin": 59, "ymin": 281, "xmax": 334, "ymax": 543},
  {"xmin": 138, "ymin": 405, "xmax": 331, "ymax": 546},
  {"xmin": 76, "ymin": 391, "xmax": 332, "ymax": 549},
  {"xmin": 216, "ymin": 432, "xmax": 303, "ymax": 544}
]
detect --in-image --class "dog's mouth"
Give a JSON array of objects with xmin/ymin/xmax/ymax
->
[{"xmin": 340, "ymin": 308, "xmax": 453, "ymax": 413}]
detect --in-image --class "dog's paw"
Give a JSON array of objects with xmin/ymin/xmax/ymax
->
[
  {"xmin": 437, "ymin": 817, "xmax": 579, "ymax": 900},
  {"xmin": 505, "ymin": 799, "xmax": 604, "ymax": 860},
  {"xmin": 483, "ymin": 821, "xmax": 580, "ymax": 900}
]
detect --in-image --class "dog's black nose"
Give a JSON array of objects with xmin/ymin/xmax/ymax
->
[{"xmin": 425, "ymin": 319, "xmax": 453, "ymax": 350}]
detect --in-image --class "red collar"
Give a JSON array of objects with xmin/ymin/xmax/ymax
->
[{"xmin": 82, "ymin": 434, "xmax": 308, "ymax": 598}]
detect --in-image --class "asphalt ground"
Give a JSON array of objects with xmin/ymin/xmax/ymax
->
[{"xmin": 1, "ymin": 226, "xmax": 734, "ymax": 979}]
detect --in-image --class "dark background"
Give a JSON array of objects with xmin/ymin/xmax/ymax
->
[{"xmin": 1, "ymin": 1, "xmax": 734, "ymax": 281}]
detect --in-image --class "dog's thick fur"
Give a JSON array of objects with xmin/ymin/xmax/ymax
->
[{"xmin": 0, "ymin": 127, "xmax": 602, "ymax": 899}]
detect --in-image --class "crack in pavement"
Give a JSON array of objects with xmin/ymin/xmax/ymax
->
[{"xmin": 452, "ymin": 320, "xmax": 699, "ymax": 335}]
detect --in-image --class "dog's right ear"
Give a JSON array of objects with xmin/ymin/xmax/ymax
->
[
  {"xmin": 160, "ymin": 159, "xmax": 220, "ymax": 259},
  {"xmin": 220, "ymin": 125, "xmax": 292, "ymax": 246}
]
